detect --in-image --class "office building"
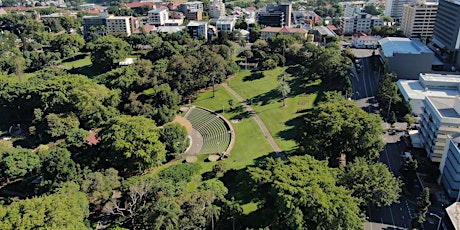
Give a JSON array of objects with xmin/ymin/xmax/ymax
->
[
  {"xmin": 419, "ymin": 96, "xmax": 460, "ymax": 162},
  {"xmin": 378, "ymin": 37, "xmax": 434, "ymax": 79},
  {"xmin": 340, "ymin": 13, "xmax": 384, "ymax": 35},
  {"xmin": 209, "ymin": 0, "xmax": 225, "ymax": 18},
  {"xmin": 257, "ymin": 2, "xmax": 292, "ymax": 27},
  {"xmin": 401, "ymin": 1, "xmax": 438, "ymax": 40},
  {"xmin": 83, "ymin": 12, "xmax": 110, "ymax": 37},
  {"xmin": 431, "ymin": 0, "xmax": 460, "ymax": 69},
  {"xmin": 148, "ymin": 8, "xmax": 169, "ymax": 26},
  {"xmin": 385, "ymin": 0, "xmax": 416, "ymax": 21},
  {"xmin": 105, "ymin": 16, "xmax": 133, "ymax": 36},
  {"xmin": 187, "ymin": 21, "xmax": 208, "ymax": 39}
]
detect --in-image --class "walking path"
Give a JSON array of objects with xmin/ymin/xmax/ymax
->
[{"xmin": 221, "ymin": 83, "xmax": 286, "ymax": 160}]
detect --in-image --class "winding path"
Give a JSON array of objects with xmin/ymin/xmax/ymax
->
[{"xmin": 221, "ymin": 83, "xmax": 287, "ymax": 160}]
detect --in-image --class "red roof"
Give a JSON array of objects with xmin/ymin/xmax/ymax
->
[
  {"xmin": 353, "ymin": 32, "xmax": 368, "ymax": 38},
  {"xmin": 86, "ymin": 130, "xmax": 100, "ymax": 145},
  {"xmin": 125, "ymin": 2, "xmax": 155, "ymax": 8},
  {"xmin": 327, "ymin": 25, "xmax": 337, "ymax": 30}
]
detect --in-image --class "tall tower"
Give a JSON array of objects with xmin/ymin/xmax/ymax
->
[
  {"xmin": 431, "ymin": 0, "xmax": 460, "ymax": 68},
  {"xmin": 279, "ymin": 2, "xmax": 292, "ymax": 27},
  {"xmin": 385, "ymin": 0, "xmax": 416, "ymax": 21}
]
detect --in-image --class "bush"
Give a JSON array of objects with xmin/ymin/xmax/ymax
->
[{"xmin": 158, "ymin": 163, "xmax": 202, "ymax": 183}]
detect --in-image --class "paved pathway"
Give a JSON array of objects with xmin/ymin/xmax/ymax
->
[{"xmin": 221, "ymin": 83, "xmax": 286, "ymax": 160}]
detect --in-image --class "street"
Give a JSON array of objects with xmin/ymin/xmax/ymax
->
[{"xmin": 349, "ymin": 48, "xmax": 417, "ymax": 230}]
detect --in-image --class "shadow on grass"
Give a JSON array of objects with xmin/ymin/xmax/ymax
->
[
  {"xmin": 251, "ymin": 88, "xmax": 281, "ymax": 106},
  {"xmin": 68, "ymin": 64, "xmax": 105, "ymax": 78},
  {"xmin": 243, "ymin": 72, "xmax": 264, "ymax": 82},
  {"xmin": 61, "ymin": 53, "xmax": 87, "ymax": 63},
  {"xmin": 277, "ymin": 115, "xmax": 305, "ymax": 144}
]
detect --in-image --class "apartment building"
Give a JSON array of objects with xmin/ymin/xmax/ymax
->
[
  {"xmin": 216, "ymin": 16, "xmax": 237, "ymax": 32},
  {"xmin": 209, "ymin": 0, "xmax": 225, "ymax": 18},
  {"xmin": 401, "ymin": 1, "xmax": 438, "ymax": 39},
  {"xmin": 340, "ymin": 13, "xmax": 383, "ymax": 35},
  {"xmin": 148, "ymin": 8, "xmax": 169, "ymax": 26},
  {"xmin": 179, "ymin": 1, "xmax": 204, "ymax": 14},
  {"xmin": 187, "ymin": 21, "xmax": 208, "ymax": 39},
  {"xmin": 106, "ymin": 16, "xmax": 133, "ymax": 36}
]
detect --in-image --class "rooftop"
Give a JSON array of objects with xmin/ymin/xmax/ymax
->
[
  {"xmin": 125, "ymin": 1, "xmax": 155, "ymax": 8},
  {"xmin": 315, "ymin": 26, "xmax": 336, "ymax": 36},
  {"xmin": 427, "ymin": 96, "xmax": 460, "ymax": 118},
  {"xmin": 446, "ymin": 0, "xmax": 460, "ymax": 6},
  {"xmin": 148, "ymin": 8, "xmax": 167, "ymax": 13},
  {"xmin": 379, "ymin": 37, "xmax": 433, "ymax": 57},
  {"xmin": 187, "ymin": 21, "xmax": 207, "ymax": 26},
  {"xmin": 261, "ymin": 26, "xmax": 308, "ymax": 33}
]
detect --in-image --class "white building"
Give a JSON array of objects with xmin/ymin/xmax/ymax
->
[
  {"xmin": 216, "ymin": 16, "xmax": 237, "ymax": 32},
  {"xmin": 180, "ymin": 1, "xmax": 204, "ymax": 14},
  {"xmin": 352, "ymin": 32, "xmax": 380, "ymax": 48},
  {"xmin": 439, "ymin": 134, "xmax": 460, "ymax": 199},
  {"xmin": 419, "ymin": 96, "xmax": 460, "ymax": 162},
  {"xmin": 401, "ymin": 1, "xmax": 438, "ymax": 39},
  {"xmin": 385, "ymin": 0, "xmax": 416, "ymax": 21},
  {"xmin": 339, "ymin": 1, "xmax": 366, "ymax": 17},
  {"xmin": 106, "ymin": 15, "xmax": 132, "ymax": 36},
  {"xmin": 148, "ymin": 8, "xmax": 169, "ymax": 26},
  {"xmin": 209, "ymin": 0, "xmax": 225, "ymax": 18},
  {"xmin": 340, "ymin": 13, "xmax": 384, "ymax": 35},
  {"xmin": 187, "ymin": 21, "xmax": 208, "ymax": 39}
]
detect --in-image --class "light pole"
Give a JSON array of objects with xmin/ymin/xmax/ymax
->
[{"xmin": 430, "ymin": 213, "xmax": 442, "ymax": 230}]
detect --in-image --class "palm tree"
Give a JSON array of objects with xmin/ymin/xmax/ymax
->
[
  {"xmin": 278, "ymin": 81, "xmax": 291, "ymax": 107},
  {"xmin": 205, "ymin": 204, "xmax": 220, "ymax": 230}
]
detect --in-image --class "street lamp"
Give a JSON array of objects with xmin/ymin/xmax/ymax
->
[{"xmin": 430, "ymin": 213, "xmax": 442, "ymax": 230}]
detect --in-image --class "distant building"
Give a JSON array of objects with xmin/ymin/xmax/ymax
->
[
  {"xmin": 148, "ymin": 8, "xmax": 169, "ymax": 26},
  {"xmin": 260, "ymin": 26, "xmax": 308, "ymax": 40},
  {"xmin": 257, "ymin": 2, "xmax": 292, "ymax": 27},
  {"xmin": 151, "ymin": 26, "xmax": 186, "ymax": 34},
  {"xmin": 401, "ymin": 1, "xmax": 438, "ymax": 40},
  {"xmin": 385, "ymin": 0, "xmax": 416, "ymax": 21},
  {"xmin": 187, "ymin": 20, "xmax": 208, "ymax": 39},
  {"xmin": 430, "ymin": 0, "xmax": 460, "ymax": 69},
  {"xmin": 185, "ymin": 9, "xmax": 202, "ymax": 20},
  {"xmin": 179, "ymin": 1, "xmax": 203, "ymax": 14},
  {"xmin": 83, "ymin": 12, "xmax": 110, "ymax": 37},
  {"xmin": 216, "ymin": 16, "xmax": 237, "ymax": 32},
  {"xmin": 209, "ymin": 0, "xmax": 225, "ymax": 18},
  {"xmin": 339, "ymin": 1, "xmax": 366, "ymax": 17},
  {"xmin": 292, "ymin": 10, "xmax": 320, "ymax": 26},
  {"xmin": 352, "ymin": 32, "xmax": 380, "ymax": 48},
  {"xmin": 340, "ymin": 13, "xmax": 384, "ymax": 35},
  {"xmin": 312, "ymin": 26, "xmax": 337, "ymax": 43},
  {"xmin": 106, "ymin": 15, "xmax": 133, "ymax": 36},
  {"xmin": 419, "ymin": 96, "xmax": 460, "ymax": 162},
  {"xmin": 378, "ymin": 37, "xmax": 434, "ymax": 79}
]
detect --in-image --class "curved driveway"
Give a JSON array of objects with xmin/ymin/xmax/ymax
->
[{"xmin": 221, "ymin": 83, "xmax": 286, "ymax": 160}]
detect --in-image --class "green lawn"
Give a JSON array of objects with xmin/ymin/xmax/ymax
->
[
  {"xmin": 60, "ymin": 53, "xmax": 92, "ymax": 69},
  {"xmin": 227, "ymin": 67, "xmax": 319, "ymax": 151}
]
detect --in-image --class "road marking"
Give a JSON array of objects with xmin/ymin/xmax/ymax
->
[{"xmin": 389, "ymin": 206, "xmax": 396, "ymax": 227}]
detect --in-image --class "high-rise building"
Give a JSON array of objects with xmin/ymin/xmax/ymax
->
[
  {"xmin": 257, "ymin": 2, "xmax": 292, "ymax": 27},
  {"xmin": 385, "ymin": 0, "xmax": 416, "ymax": 21},
  {"xmin": 106, "ymin": 16, "xmax": 133, "ymax": 36},
  {"xmin": 401, "ymin": 1, "xmax": 438, "ymax": 40},
  {"xmin": 340, "ymin": 13, "xmax": 384, "ymax": 35},
  {"xmin": 83, "ymin": 12, "xmax": 134, "ymax": 38},
  {"xmin": 209, "ymin": 0, "xmax": 225, "ymax": 18},
  {"xmin": 148, "ymin": 8, "xmax": 169, "ymax": 26},
  {"xmin": 187, "ymin": 21, "xmax": 208, "ymax": 39},
  {"xmin": 431, "ymin": 0, "xmax": 460, "ymax": 69}
]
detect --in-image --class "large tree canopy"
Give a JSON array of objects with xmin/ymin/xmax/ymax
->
[
  {"xmin": 340, "ymin": 157, "xmax": 402, "ymax": 207},
  {"xmin": 249, "ymin": 155, "xmax": 364, "ymax": 229},
  {"xmin": 298, "ymin": 92, "xmax": 384, "ymax": 166},
  {"xmin": 99, "ymin": 115, "xmax": 166, "ymax": 175},
  {"xmin": 88, "ymin": 35, "xmax": 132, "ymax": 71}
]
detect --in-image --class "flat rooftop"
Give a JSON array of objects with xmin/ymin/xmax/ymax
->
[
  {"xmin": 428, "ymin": 96, "xmax": 460, "ymax": 118},
  {"xmin": 379, "ymin": 37, "xmax": 433, "ymax": 57},
  {"xmin": 446, "ymin": 202, "xmax": 460, "ymax": 230}
]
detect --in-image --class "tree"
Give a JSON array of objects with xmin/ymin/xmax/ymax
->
[
  {"xmin": 99, "ymin": 115, "xmax": 166, "ymax": 175},
  {"xmin": 0, "ymin": 182, "xmax": 89, "ymax": 230},
  {"xmin": 248, "ymin": 155, "xmax": 364, "ymax": 229},
  {"xmin": 88, "ymin": 35, "xmax": 132, "ymax": 71},
  {"xmin": 44, "ymin": 113, "xmax": 80, "ymax": 138},
  {"xmin": 159, "ymin": 122, "xmax": 189, "ymax": 159},
  {"xmin": 376, "ymin": 73, "xmax": 402, "ymax": 118},
  {"xmin": 299, "ymin": 92, "xmax": 384, "ymax": 166},
  {"xmin": 277, "ymin": 81, "xmax": 291, "ymax": 107},
  {"xmin": 400, "ymin": 158, "xmax": 418, "ymax": 194},
  {"xmin": 389, "ymin": 111, "xmax": 397, "ymax": 126},
  {"xmin": 415, "ymin": 187, "xmax": 431, "ymax": 226},
  {"xmin": 340, "ymin": 157, "xmax": 402, "ymax": 207},
  {"xmin": 80, "ymin": 168, "xmax": 121, "ymax": 205},
  {"xmin": 0, "ymin": 148, "xmax": 40, "ymax": 181},
  {"xmin": 51, "ymin": 33, "xmax": 85, "ymax": 59},
  {"xmin": 40, "ymin": 147, "xmax": 80, "ymax": 185}
]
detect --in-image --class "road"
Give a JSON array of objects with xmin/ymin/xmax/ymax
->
[{"xmin": 349, "ymin": 49, "xmax": 417, "ymax": 230}]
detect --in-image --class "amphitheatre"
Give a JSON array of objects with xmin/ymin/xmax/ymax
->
[{"xmin": 182, "ymin": 106, "xmax": 235, "ymax": 160}]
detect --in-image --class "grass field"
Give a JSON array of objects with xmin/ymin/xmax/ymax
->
[{"xmin": 228, "ymin": 67, "xmax": 320, "ymax": 151}]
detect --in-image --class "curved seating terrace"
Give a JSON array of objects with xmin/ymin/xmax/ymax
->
[{"xmin": 185, "ymin": 107, "xmax": 231, "ymax": 155}]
